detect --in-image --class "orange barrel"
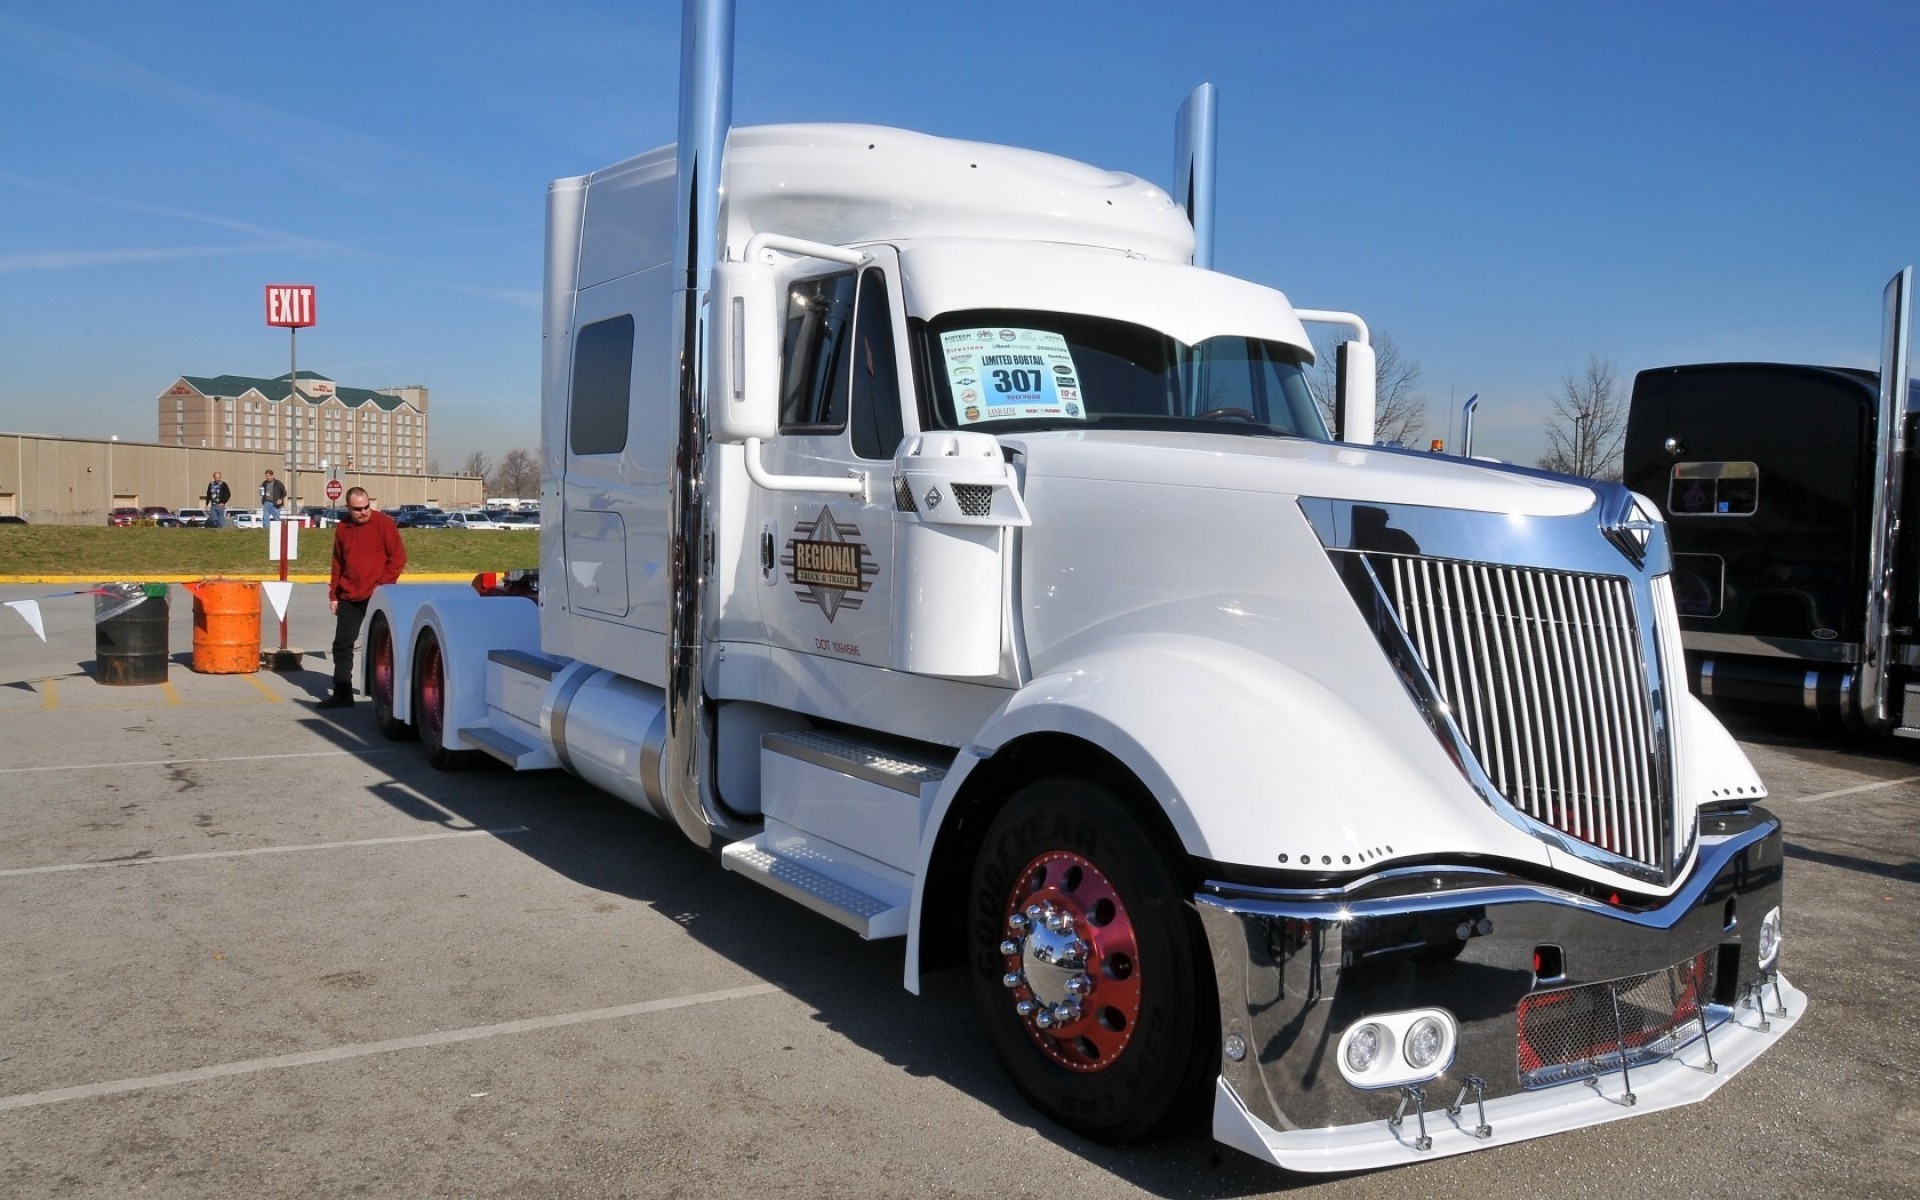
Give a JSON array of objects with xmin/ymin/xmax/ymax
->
[{"xmin": 191, "ymin": 580, "xmax": 262, "ymax": 674}]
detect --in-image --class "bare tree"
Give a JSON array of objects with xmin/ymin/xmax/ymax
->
[
  {"xmin": 1314, "ymin": 330, "xmax": 1428, "ymax": 447},
  {"xmin": 1537, "ymin": 356, "xmax": 1627, "ymax": 480},
  {"xmin": 460, "ymin": 450, "xmax": 493, "ymax": 481},
  {"xmin": 491, "ymin": 448, "xmax": 540, "ymax": 498}
]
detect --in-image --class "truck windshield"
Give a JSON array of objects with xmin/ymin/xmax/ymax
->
[{"xmin": 920, "ymin": 309, "xmax": 1329, "ymax": 440}]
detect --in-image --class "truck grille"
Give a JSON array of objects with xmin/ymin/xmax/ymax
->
[
  {"xmin": 1371, "ymin": 554, "xmax": 1670, "ymax": 873},
  {"xmin": 1516, "ymin": 951, "xmax": 1716, "ymax": 1088}
]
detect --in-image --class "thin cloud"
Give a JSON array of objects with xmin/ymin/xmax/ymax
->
[
  {"xmin": 0, "ymin": 14, "xmax": 460, "ymax": 196},
  {"xmin": 0, "ymin": 242, "xmax": 314, "ymax": 275}
]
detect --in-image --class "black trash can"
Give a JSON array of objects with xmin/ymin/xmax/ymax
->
[{"xmin": 96, "ymin": 583, "xmax": 170, "ymax": 686}]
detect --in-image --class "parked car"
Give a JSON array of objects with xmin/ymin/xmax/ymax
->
[
  {"xmin": 0, "ymin": 515, "xmax": 26, "ymax": 525},
  {"xmin": 177, "ymin": 508, "xmax": 210, "ymax": 527},
  {"xmin": 140, "ymin": 505, "xmax": 183, "ymax": 527},
  {"xmin": 394, "ymin": 506, "xmax": 447, "ymax": 529},
  {"xmin": 298, "ymin": 507, "xmax": 337, "ymax": 528},
  {"xmin": 108, "ymin": 507, "xmax": 142, "ymax": 527},
  {"xmin": 228, "ymin": 509, "xmax": 261, "ymax": 529},
  {"xmin": 496, "ymin": 511, "xmax": 540, "ymax": 530},
  {"xmin": 443, "ymin": 511, "xmax": 509, "ymax": 531}
]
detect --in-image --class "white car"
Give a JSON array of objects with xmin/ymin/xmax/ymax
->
[
  {"xmin": 227, "ymin": 509, "xmax": 261, "ymax": 529},
  {"xmin": 443, "ymin": 511, "xmax": 510, "ymax": 531}
]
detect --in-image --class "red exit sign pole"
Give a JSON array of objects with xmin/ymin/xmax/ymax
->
[{"xmin": 265, "ymin": 284, "xmax": 316, "ymax": 328}]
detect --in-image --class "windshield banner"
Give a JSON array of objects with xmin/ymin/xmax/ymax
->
[{"xmin": 939, "ymin": 328, "xmax": 1084, "ymax": 425}]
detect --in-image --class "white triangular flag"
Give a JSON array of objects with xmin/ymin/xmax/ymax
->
[
  {"xmin": 5, "ymin": 599, "xmax": 46, "ymax": 641},
  {"xmin": 261, "ymin": 581, "xmax": 295, "ymax": 622}
]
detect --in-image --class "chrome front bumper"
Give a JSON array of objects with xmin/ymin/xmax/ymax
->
[{"xmin": 1196, "ymin": 808, "xmax": 1802, "ymax": 1172}]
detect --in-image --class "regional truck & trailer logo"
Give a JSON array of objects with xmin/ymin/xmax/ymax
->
[{"xmin": 783, "ymin": 506, "xmax": 877, "ymax": 622}]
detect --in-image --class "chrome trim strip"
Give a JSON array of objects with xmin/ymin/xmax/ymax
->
[
  {"xmin": 1698, "ymin": 657, "xmax": 1714, "ymax": 698},
  {"xmin": 1682, "ymin": 632, "xmax": 1861, "ymax": 664},
  {"xmin": 546, "ymin": 662, "xmax": 596, "ymax": 777},
  {"xmin": 1197, "ymin": 819, "xmax": 1774, "ymax": 930}
]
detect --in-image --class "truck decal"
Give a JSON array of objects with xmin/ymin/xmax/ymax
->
[{"xmin": 781, "ymin": 505, "xmax": 876, "ymax": 622}]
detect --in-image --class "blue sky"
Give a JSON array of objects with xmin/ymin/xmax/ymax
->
[{"xmin": 1, "ymin": 1, "xmax": 1914, "ymax": 468}]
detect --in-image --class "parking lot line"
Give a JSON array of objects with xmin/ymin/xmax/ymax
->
[
  {"xmin": 242, "ymin": 672, "xmax": 284, "ymax": 702},
  {"xmin": 1776, "ymin": 773, "xmax": 1920, "ymax": 804},
  {"xmin": 0, "ymin": 983, "xmax": 783, "ymax": 1113},
  {"xmin": 0, "ymin": 748, "xmax": 398, "ymax": 775},
  {"xmin": 0, "ymin": 826, "xmax": 530, "ymax": 877}
]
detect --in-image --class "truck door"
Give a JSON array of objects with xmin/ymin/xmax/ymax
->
[{"xmin": 752, "ymin": 252, "xmax": 914, "ymax": 670}]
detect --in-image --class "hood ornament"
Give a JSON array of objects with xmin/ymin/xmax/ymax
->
[{"xmin": 1597, "ymin": 485, "xmax": 1654, "ymax": 568}]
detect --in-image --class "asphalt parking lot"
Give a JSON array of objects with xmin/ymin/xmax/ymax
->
[{"xmin": 1, "ymin": 582, "xmax": 1917, "ymax": 1199}]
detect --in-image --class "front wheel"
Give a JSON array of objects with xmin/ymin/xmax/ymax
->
[
  {"xmin": 968, "ymin": 777, "xmax": 1216, "ymax": 1143},
  {"xmin": 414, "ymin": 630, "xmax": 476, "ymax": 770}
]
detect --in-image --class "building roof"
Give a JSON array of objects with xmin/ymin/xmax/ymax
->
[{"xmin": 175, "ymin": 371, "xmax": 414, "ymax": 412}]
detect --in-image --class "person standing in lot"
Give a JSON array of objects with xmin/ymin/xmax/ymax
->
[
  {"xmin": 259, "ymin": 469, "xmax": 287, "ymax": 524},
  {"xmin": 318, "ymin": 486, "xmax": 406, "ymax": 709},
  {"xmin": 204, "ymin": 471, "xmax": 231, "ymax": 528}
]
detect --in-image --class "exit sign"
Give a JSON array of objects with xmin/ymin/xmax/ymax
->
[{"xmin": 265, "ymin": 284, "xmax": 317, "ymax": 328}]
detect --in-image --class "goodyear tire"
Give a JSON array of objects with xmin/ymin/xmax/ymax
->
[
  {"xmin": 968, "ymin": 776, "xmax": 1215, "ymax": 1143},
  {"xmin": 414, "ymin": 630, "xmax": 475, "ymax": 770},
  {"xmin": 368, "ymin": 617, "xmax": 414, "ymax": 742}
]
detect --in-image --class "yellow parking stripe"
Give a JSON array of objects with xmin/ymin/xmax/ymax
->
[{"xmin": 242, "ymin": 673, "xmax": 284, "ymax": 703}]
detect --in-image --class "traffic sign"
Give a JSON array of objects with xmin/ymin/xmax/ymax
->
[{"xmin": 325, "ymin": 479, "xmax": 344, "ymax": 502}]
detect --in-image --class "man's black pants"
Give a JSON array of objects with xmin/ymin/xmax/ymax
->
[{"xmin": 332, "ymin": 598, "xmax": 369, "ymax": 696}]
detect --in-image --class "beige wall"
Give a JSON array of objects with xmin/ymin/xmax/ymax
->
[{"xmin": 0, "ymin": 434, "xmax": 485, "ymax": 524}]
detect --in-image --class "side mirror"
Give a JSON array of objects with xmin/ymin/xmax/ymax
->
[
  {"xmin": 1335, "ymin": 340, "xmax": 1376, "ymax": 446},
  {"xmin": 707, "ymin": 259, "xmax": 780, "ymax": 444}
]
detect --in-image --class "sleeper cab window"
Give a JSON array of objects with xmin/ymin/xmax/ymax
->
[
  {"xmin": 570, "ymin": 314, "xmax": 634, "ymax": 455},
  {"xmin": 1669, "ymin": 460, "xmax": 1758, "ymax": 516}
]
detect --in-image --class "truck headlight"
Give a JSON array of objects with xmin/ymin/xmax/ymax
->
[
  {"xmin": 1344, "ymin": 1022, "xmax": 1388, "ymax": 1074},
  {"xmin": 1755, "ymin": 905, "xmax": 1782, "ymax": 969},
  {"xmin": 1404, "ymin": 1015, "xmax": 1448, "ymax": 1070},
  {"xmin": 1336, "ymin": 1009, "xmax": 1457, "ymax": 1088}
]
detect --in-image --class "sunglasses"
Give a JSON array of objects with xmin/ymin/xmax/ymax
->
[{"xmin": 347, "ymin": 505, "xmax": 371, "ymax": 513}]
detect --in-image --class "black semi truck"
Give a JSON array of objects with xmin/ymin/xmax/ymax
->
[{"xmin": 1623, "ymin": 268, "xmax": 1914, "ymax": 731}]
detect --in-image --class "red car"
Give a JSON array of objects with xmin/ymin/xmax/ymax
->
[{"xmin": 108, "ymin": 507, "xmax": 142, "ymax": 526}]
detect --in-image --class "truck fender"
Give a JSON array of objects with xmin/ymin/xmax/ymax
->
[
  {"xmin": 366, "ymin": 583, "xmax": 539, "ymax": 730},
  {"xmin": 901, "ymin": 633, "xmax": 1548, "ymax": 992}
]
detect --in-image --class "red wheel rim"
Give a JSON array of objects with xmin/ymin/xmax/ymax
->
[
  {"xmin": 420, "ymin": 641, "xmax": 444, "ymax": 737},
  {"xmin": 997, "ymin": 850, "xmax": 1144, "ymax": 1072},
  {"xmin": 373, "ymin": 629, "xmax": 394, "ymax": 707}
]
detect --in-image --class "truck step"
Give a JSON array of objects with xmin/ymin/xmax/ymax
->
[
  {"xmin": 489, "ymin": 648, "xmax": 569, "ymax": 680},
  {"xmin": 762, "ymin": 728, "xmax": 948, "ymax": 794},
  {"xmin": 720, "ymin": 828, "xmax": 910, "ymax": 939},
  {"xmin": 459, "ymin": 722, "xmax": 559, "ymax": 770}
]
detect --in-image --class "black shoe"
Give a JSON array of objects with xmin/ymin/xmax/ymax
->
[{"xmin": 316, "ymin": 692, "xmax": 353, "ymax": 710}]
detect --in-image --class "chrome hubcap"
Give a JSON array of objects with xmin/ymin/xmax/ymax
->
[{"xmin": 997, "ymin": 850, "xmax": 1141, "ymax": 1071}]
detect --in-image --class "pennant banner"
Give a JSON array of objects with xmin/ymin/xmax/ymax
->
[
  {"xmin": 4, "ymin": 599, "xmax": 45, "ymax": 641},
  {"xmin": 261, "ymin": 581, "xmax": 294, "ymax": 622}
]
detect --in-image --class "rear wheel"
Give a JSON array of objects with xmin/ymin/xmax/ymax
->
[
  {"xmin": 968, "ymin": 777, "xmax": 1215, "ymax": 1143},
  {"xmin": 368, "ymin": 617, "xmax": 414, "ymax": 741},
  {"xmin": 414, "ymin": 631, "xmax": 475, "ymax": 770}
]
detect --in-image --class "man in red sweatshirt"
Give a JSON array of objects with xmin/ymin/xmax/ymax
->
[{"xmin": 319, "ymin": 487, "xmax": 407, "ymax": 709}]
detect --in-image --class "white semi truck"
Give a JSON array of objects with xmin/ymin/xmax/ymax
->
[{"xmin": 363, "ymin": 0, "xmax": 1802, "ymax": 1171}]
